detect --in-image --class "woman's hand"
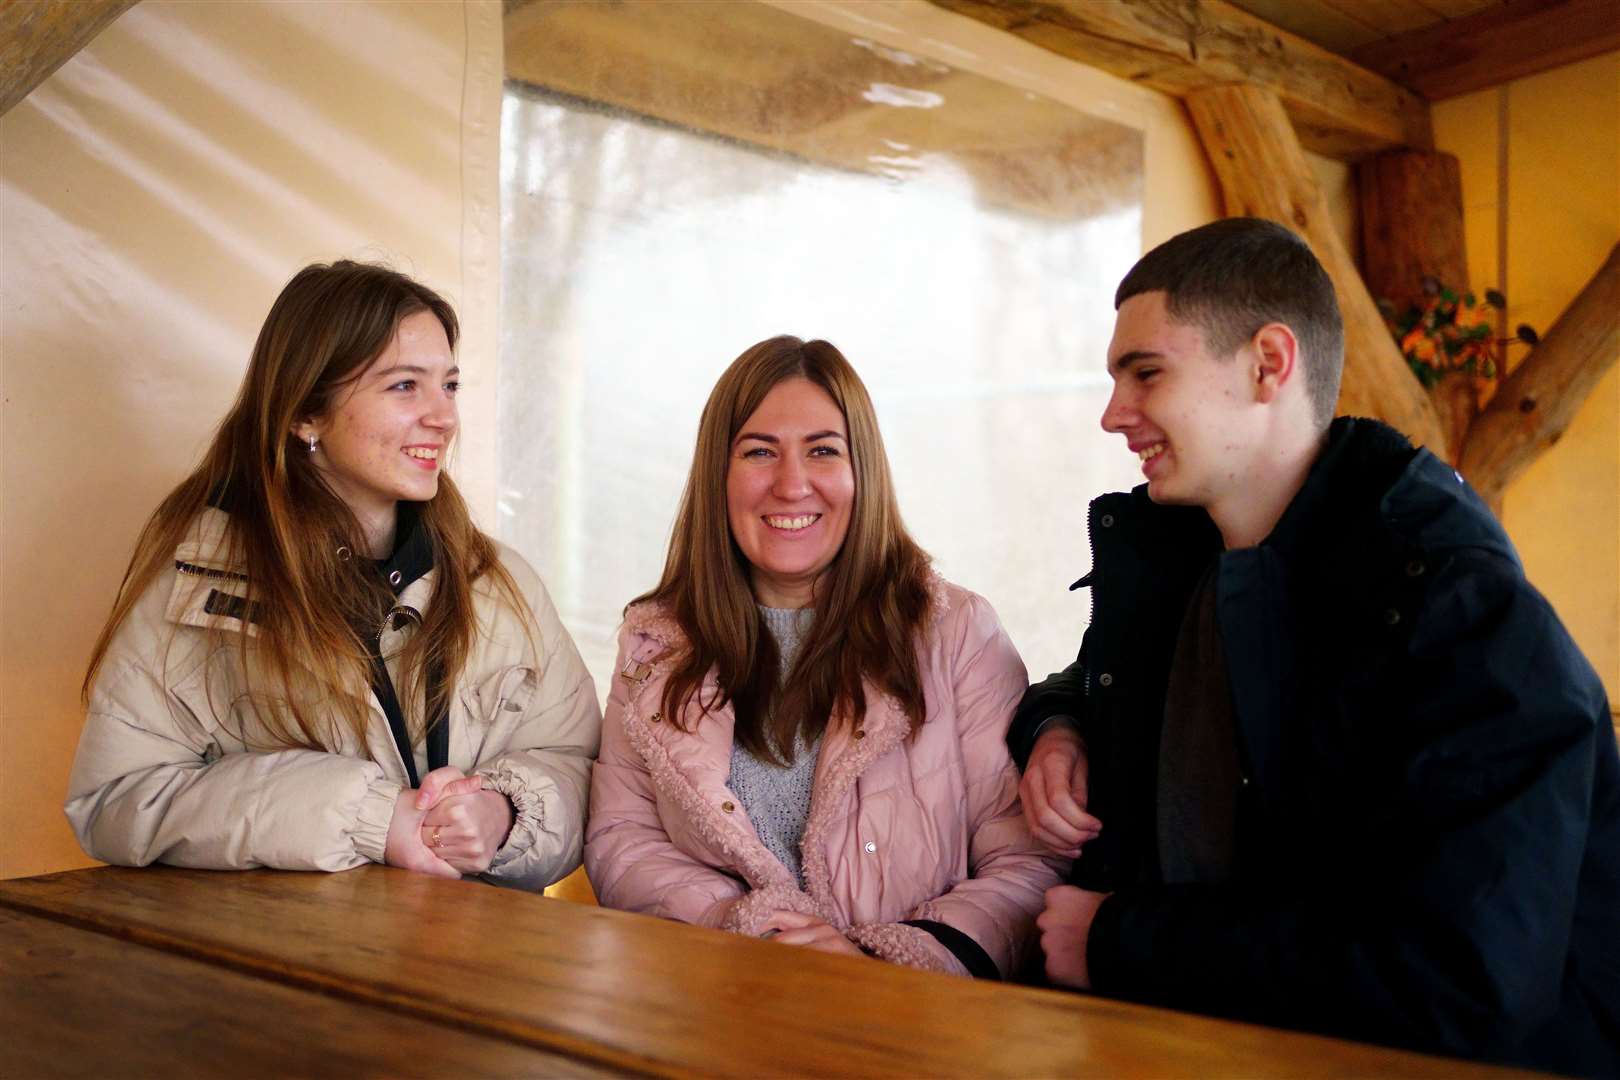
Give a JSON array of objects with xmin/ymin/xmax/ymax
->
[
  {"xmin": 384, "ymin": 786, "xmax": 463, "ymax": 879},
  {"xmin": 418, "ymin": 767, "xmax": 514, "ymax": 875},
  {"xmin": 758, "ymin": 911, "xmax": 866, "ymax": 958}
]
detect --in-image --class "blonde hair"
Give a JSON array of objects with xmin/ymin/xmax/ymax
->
[
  {"xmin": 84, "ymin": 261, "xmax": 531, "ymax": 752},
  {"xmin": 637, "ymin": 335, "xmax": 932, "ymax": 763}
]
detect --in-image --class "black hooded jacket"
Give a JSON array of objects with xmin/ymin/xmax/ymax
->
[{"xmin": 1010, "ymin": 418, "xmax": 1620, "ymax": 1076}]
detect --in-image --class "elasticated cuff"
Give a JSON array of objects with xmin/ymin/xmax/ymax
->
[
  {"xmin": 351, "ymin": 777, "xmax": 403, "ymax": 863},
  {"xmin": 477, "ymin": 765, "xmax": 543, "ymax": 874}
]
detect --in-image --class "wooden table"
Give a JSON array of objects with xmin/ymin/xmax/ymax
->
[{"xmin": 0, "ymin": 866, "xmax": 1532, "ymax": 1078}]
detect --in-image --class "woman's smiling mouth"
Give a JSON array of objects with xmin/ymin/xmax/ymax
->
[{"xmin": 764, "ymin": 513, "xmax": 820, "ymax": 532}]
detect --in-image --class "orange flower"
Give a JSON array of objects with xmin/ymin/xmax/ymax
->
[{"xmin": 1402, "ymin": 328, "xmax": 1438, "ymax": 363}]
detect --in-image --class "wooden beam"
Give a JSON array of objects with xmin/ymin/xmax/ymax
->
[
  {"xmin": 925, "ymin": 0, "xmax": 1433, "ymax": 159},
  {"xmin": 1353, "ymin": 0, "xmax": 1620, "ymax": 102},
  {"xmin": 1358, "ymin": 149, "xmax": 1475, "ymax": 459},
  {"xmin": 1460, "ymin": 241, "xmax": 1620, "ymax": 506},
  {"xmin": 1185, "ymin": 84, "xmax": 1447, "ymax": 451},
  {"xmin": 0, "ymin": 0, "xmax": 138, "ymax": 118}
]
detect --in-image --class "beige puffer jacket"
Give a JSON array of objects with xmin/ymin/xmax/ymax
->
[{"xmin": 66, "ymin": 508, "xmax": 601, "ymax": 890}]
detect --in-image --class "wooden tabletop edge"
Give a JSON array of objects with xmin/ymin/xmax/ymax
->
[{"xmin": 0, "ymin": 888, "xmax": 679, "ymax": 1079}]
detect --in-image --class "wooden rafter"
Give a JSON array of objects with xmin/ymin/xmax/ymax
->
[
  {"xmin": 1, "ymin": 0, "xmax": 138, "ymax": 118},
  {"xmin": 1460, "ymin": 242, "xmax": 1620, "ymax": 506},
  {"xmin": 1353, "ymin": 0, "xmax": 1620, "ymax": 102},
  {"xmin": 924, "ymin": 0, "xmax": 1433, "ymax": 159}
]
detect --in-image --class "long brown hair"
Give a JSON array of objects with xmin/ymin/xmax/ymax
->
[
  {"xmin": 83, "ymin": 260, "xmax": 532, "ymax": 753},
  {"xmin": 637, "ymin": 335, "xmax": 933, "ymax": 764}
]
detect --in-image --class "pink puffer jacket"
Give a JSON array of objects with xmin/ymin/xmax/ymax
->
[{"xmin": 584, "ymin": 580, "xmax": 1068, "ymax": 978}]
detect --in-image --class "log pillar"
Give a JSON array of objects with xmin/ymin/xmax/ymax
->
[
  {"xmin": 1185, "ymin": 85, "xmax": 1447, "ymax": 455},
  {"xmin": 1359, "ymin": 149, "xmax": 1474, "ymax": 460}
]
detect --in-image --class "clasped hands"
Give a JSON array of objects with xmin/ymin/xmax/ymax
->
[
  {"xmin": 1022, "ymin": 723, "xmax": 1109, "ymax": 989},
  {"xmin": 384, "ymin": 766, "xmax": 515, "ymax": 880}
]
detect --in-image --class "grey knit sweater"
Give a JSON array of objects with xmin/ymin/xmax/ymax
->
[{"xmin": 726, "ymin": 606, "xmax": 820, "ymax": 885}]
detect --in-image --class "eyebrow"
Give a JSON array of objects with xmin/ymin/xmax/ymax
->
[
  {"xmin": 1107, "ymin": 350, "xmax": 1161, "ymax": 377},
  {"xmin": 370, "ymin": 364, "xmax": 460, "ymax": 380},
  {"xmin": 734, "ymin": 430, "xmax": 848, "ymax": 444}
]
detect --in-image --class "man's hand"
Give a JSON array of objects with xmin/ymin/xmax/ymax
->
[
  {"xmin": 758, "ymin": 911, "xmax": 866, "ymax": 959},
  {"xmin": 1021, "ymin": 723, "xmax": 1103, "ymax": 857},
  {"xmin": 1038, "ymin": 884, "xmax": 1109, "ymax": 989}
]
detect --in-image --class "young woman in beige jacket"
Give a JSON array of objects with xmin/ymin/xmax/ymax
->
[{"xmin": 68, "ymin": 261, "xmax": 599, "ymax": 889}]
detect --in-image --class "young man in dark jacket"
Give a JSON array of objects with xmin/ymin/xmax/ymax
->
[{"xmin": 1014, "ymin": 217, "xmax": 1619, "ymax": 1076}]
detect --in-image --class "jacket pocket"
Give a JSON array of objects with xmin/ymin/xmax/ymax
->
[{"xmin": 461, "ymin": 665, "xmax": 539, "ymax": 729}]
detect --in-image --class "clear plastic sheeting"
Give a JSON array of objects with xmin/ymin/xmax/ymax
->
[{"xmin": 500, "ymin": 1, "xmax": 1145, "ymax": 686}]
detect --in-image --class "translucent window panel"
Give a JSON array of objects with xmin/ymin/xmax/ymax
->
[{"xmin": 500, "ymin": 1, "xmax": 1145, "ymax": 690}]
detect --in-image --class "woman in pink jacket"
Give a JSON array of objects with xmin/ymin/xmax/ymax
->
[{"xmin": 585, "ymin": 335, "xmax": 1068, "ymax": 978}]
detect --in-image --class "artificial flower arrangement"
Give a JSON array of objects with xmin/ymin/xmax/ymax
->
[{"xmin": 1379, "ymin": 277, "xmax": 1538, "ymax": 389}]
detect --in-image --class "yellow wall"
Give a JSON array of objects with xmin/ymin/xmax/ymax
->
[
  {"xmin": 0, "ymin": 0, "xmax": 503, "ymax": 880},
  {"xmin": 1432, "ymin": 52, "xmax": 1620, "ymax": 709}
]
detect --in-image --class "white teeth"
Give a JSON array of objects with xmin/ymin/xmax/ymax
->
[
  {"xmin": 404, "ymin": 448, "xmax": 438, "ymax": 460},
  {"xmin": 764, "ymin": 514, "xmax": 819, "ymax": 531},
  {"xmin": 1138, "ymin": 443, "xmax": 1166, "ymax": 462}
]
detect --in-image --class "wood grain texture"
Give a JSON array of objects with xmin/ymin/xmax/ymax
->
[
  {"xmin": 1185, "ymin": 84, "xmax": 1447, "ymax": 452},
  {"xmin": 0, "ymin": 865, "xmax": 1526, "ymax": 1080},
  {"xmin": 1352, "ymin": 0, "xmax": 1620, "ymax": 100},
  {"xmin": 924, "ymin": 0, "xmax": 1434, "ymax": 158},
  {"xmin": 1227, "ymin": 0, "xmax": 1383, "ymax": 53},
  {"xmin": 1230, "ymin": 0, "xmax": 1506, "ymax": 50},
  {"xmin": 1359, "ymin": 149, "xmax": 1475, "ymax": 458},
  {"xmin": 0, "ymin": 907, "xmax": 616, "ymax": 1079},
  {"xmin": 1460, "ymin": 241, "xmax": 1620, "ymax": 504},
  {"xmin": 0, "ymin": 0, "xmax": 138, "ymax": 117}
]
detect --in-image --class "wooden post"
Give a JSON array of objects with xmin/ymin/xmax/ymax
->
[
  {"xmin": 1359, "ymin": 150, "xmax": 1474, "ymax": 460},
  {"xmin": 1460, "ymin": 241, "xmax": 1620, "ymax": 507},
  {"xmin": 1185, "ymin": 85, "xmax": 1447, "ymax": 454}
]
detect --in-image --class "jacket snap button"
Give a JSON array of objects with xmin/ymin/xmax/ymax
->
[
  {"xmin": 721, "ymin": 801, "xmax": 735, "ymax": 813},
  {"xmin": 1098, "ymin": 673, "xmax": 1114, "ymax": 687},
  {"xmin": 1099, "ymin": 514, "xmax": 1115, "ymax": 528},
  {"xmin": 853, "ymin": 729, "xmax": 865, "ymax": 740},
  {"xmin": 863, "ymin": 841, "xmax": 876, "ymax": 854},
  {"xmin": 1405, "ymin": 560, "xmax": 1426, "ymax": 577},
  {"xmin": 1383, "ymin": 608, "xmax": 1402, "ymax": 626},
  {"xmin": 388, "ymin": 570, "xmax": 402, "ymax": 586}
]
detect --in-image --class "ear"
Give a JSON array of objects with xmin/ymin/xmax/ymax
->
[
  {"xmin": 1250, "ymin": 322, "xmax": 1300, "ymax": 405},
  {"xmin": 292, "ymin": 418, "xmax": 323, "ymax": 445}
]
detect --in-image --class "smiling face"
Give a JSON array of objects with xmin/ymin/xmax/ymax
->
[
  {"xmin": 726, "ymin": 377, "xmax": 856, "ymax": 608},
  {"xmin": 1101, "ymin": 290, "xmax": 1262, "ymax": 510},
  {"xmin": 302, "ymin": 309, "xmax": 458, "ymax": 549}
]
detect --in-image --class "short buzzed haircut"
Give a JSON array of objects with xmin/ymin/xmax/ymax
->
[{"xmin": 1115, "ymin": 218, "xmax": 1344, "ymax": 428}]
